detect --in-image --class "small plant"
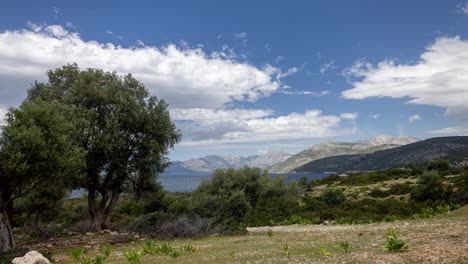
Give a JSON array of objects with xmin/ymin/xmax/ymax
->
[
  {"xmin": 70, "ymin": 248, "xmax": 87, "ymax": 262},
  {"xmin": 317, "ymin": 247, "xmax": 333, "ymax": 256},
  {"xmin": 142, "ymin": 240, "xmax": 158, "ymax": 255},
  {"xmin": 124, "ymin": 250, "xmax": 143, "ymax": 264},
  {"xmin": 385, "ymin": 228, "xmax": 400, "ymax": 236},
  {"xmin": 93, "ymin": 255, "xmax": 107, "ymax": 264},
  {"xmin": 159, "ymin": 242, "xmax": 174, "ymax": 255},
  {"xmin": 182, "ymin": 244, "xmax": 196, "ymax": 253},
  {"xmin": 382, "ymin": 233, "xmax": 409, "ymax": 252},
  {"xmin": 267, "ymin": 229, "xmax": 273, "ymax": 238},
  {"xmin": 79, "ymin": 256, "xmax": 92, "ymax": 264},
  {"xmin": 229, "ymin": 250, "xmax": 235, "ymax": 258},
  {"xmin": 169, "ymin": 251, "xmax": 180, "ymax": 259},
  {"xmin": 100, "ymin": 244, "xmax": 111, "ymax": 258},
  {"xmin": 340, "ymin": 241, "xmax": 349, "ymax": 253},
  {"xmin": 283, "ymin": 243, "xmax": 289, "ymax": 256}
]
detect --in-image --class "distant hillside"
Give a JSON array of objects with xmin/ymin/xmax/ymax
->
[
  {"xmin": 295, "ymin": 136, "xmax": 468, "ymax": 173},
  {"xmin": 166, "ymin": 150, "xmax": 292, "ymax": 173},
  {"xmin": 269, "ymin": 136, "xmax": 418, "ymax": 173}
]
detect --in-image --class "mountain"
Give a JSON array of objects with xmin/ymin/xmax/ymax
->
[
  {"xmin": 295, "ymin": 136, "xmax": 468, "ymax": 173},
  {"xmin": 268, "ymin": 136, "xmax": 419, "ymax": 173},
  {"xmin": 167, "ymin": 150, "xmax": 292, "ymax": 173}
]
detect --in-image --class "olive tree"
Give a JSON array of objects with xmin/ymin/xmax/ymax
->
[
  {"xmin": 27, "ymin": 64, "xmax": 181, "ymax": 231},
  {"xmin": 0, "ymin": 100, "xmax": 83, "ymax": 253}
]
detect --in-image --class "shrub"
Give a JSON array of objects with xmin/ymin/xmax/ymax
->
[
  {"xmin": 129, "ymin": 213, "xmax": 220, "ymax": 238},
  {"xmin": 321, "ymin": 187, "xmax": 346, "ymax": 205},
  {"xmin": 411, "ymin": 171, "xmax": 446, "ymax": 202},
  {"xmin": 368, "ymin": 188, "xmax": 390, "ymax": 198}
]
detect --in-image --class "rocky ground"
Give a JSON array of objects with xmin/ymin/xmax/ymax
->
[{"xmin": 13, "ymin": 205, "xmax": 468, "ymax": 264}]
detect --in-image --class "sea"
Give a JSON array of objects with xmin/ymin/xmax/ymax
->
[
  {"xmin": 159, "ymin": 172, "xmax": 331, "ymax": 192},
  {"xmin": 70, "ymin": 172, "xmax": 331, "ymax": 198}
]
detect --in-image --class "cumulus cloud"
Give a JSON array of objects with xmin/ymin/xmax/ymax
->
[
  {"xmin": 342, "ymin": 37, "xmax": 468, "ymax": 124},
  {"xmin": 371, "ymin": 114, "xmax": 381, "ymax": 119},
  {"xmin": 408, "ymin": 114, "xmax": 421, "ymax": 124},
  {"xmin": 176, "ymin": 109, "xmax": 356, "ymax": 145},
  {"xmin": 279, "ymin": 90, "xmax": 329, "ymax": 96},
  {"xmin": 340, "ymin": 112, "xmax": 358, "ymax": 120},
  {"xmin": 0, "ymin": 24, "xmax": 284, "ymax": 109}
]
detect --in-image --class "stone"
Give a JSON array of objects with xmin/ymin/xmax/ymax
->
[
  {"xmin": 67, "ymin": 231, "xmax": 78, "ymax": 236},
  {"xmin": 84, "ymin": 245, "xmax": 92, "ymax": 249},
  {"xmin": 46, "ymin": 244, "xmax": 53, "ymax": 249},
  {"xmin": 103, "ymin": 229, "xmax": 112, "ymax": 233},
  {"xmin": 450, "ymin": 232, "xmax": 461, "ymax": 238},
  {"xmin": 133, "ymin": 234, "xmax": 140, "ymax": 239},
  {"xmin": 109, "ymin": 231, "xmax": 118, "ymax": 236},
  {"xmin": 139, "ymin": 238, "xmax": 146, "ymax": 241},
  {"xmin": 371, "ymin": 243, "xmax": 379, "ymax": 247},
  {"xmin": 12, "ymin": 251, "xmax": 51, "ymax": 264},
  {"xmin": 85, "ymin": 232, "xmax": 94, "ymax": 236}
]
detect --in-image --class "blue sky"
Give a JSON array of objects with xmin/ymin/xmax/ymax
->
[{"xmin": 1, "ymin": 0, "xmax": 468, "ymax": 160}]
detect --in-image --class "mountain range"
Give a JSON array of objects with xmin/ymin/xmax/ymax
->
[
  {"xmin": 268, "ymin": 136, "xmax": 419, "ymax": 173},
  {"xmin": 295, "ymin": 136, "xmax": 468, "ymax": 173},
  {"xmin": 166, "ymin": 136, "xmax": 419, "ymax": 173},
  {"xmin": 166, "ymin": 149, "xmax": 292, "ymax": 173}
]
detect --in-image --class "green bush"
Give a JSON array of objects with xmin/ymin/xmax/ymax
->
[{"xmin": 321, "ymin": 187, "xmax": 346, "ymax": 205}]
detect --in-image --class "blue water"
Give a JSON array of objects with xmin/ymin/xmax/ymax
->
[
  {"xmin": 159, "ymin": 172, "xmax": 331, "ymax": 192},
  {"xmin": 70, "ymin": 172, "xmax": 331, "ymax": 197}
]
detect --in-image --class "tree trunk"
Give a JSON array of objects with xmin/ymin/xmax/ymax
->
[
  {"xmin": 0, "ymin": 209, "xmax": 15, "ymax": 253},
  {"xmin": 88, "ymin": 186, "xmax": 120, "ymax": 231},
  {"xmin": 88, "ymin": 187, "xmax": 105, "ymax": 232},
  {"xmin": 0, "ymin": 189, "xmax": 15, "ymax": 253}
]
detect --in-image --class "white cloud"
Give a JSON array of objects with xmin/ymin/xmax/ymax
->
[
  {"xmin": 276, "ymin": 56, "xmax": 284, "ymax": 63},
  {"xmin": 371, "ymin": 114, "xmax": 381, "ymax": 119},
  {"xmin": 234, "ymin": 32, "xmax": 247, "ymax": 39},
  {"xmin": 0, "ymin": 106, "xmax": 8, "ymax": 126},
  {"xmin": 342, "ymin": 37, "xmax": 468, "ymax": 123},
  {"xmin": 234, "ymin": 32, "xmax": 247, "ymax": 46},
  {"xmin": 457, "ymin": 2, "xmax": 468, "ymax": 15},
  {"xmin": 0, "ymin": 25, "xmax": 284, "ymax": 109},
  {"xmin": 426, "ymin": 126, "xmax": 468, "ymax": 135},
  {"xmin": 279, "ymin": 90, "xmax": 329, "ymax": 96},
  {"xmin": 170, "ymin": 108, "xmax": 272, "ymax": 121},
  {"xmin": 136, "ymin": 40, "xmax": 145, "ymax": 47},
  {"xmin": 53, "ymin": 7, "xmax": 60, "ymax": 15},
  {"xmin": 340, "ymin": 112, "xmax": 358, "ymax": 120},
  {"xmin": 176, "ymin": 109, "xmax": 356, "ymax": 145},
  {"xmin": 408, "ymin": 114, "xmax": 421, "ymax": 124},
  {"xmin": 320, "ymin": 60, "xmax": 336, "ymax": 74}
]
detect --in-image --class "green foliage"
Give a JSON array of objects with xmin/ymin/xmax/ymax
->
[
  {"xmin": 426, "ymin": 159, "xmax": 450, "ymax": 171},
  {"xmin": 70, "ymin": 248, "xmax": 88, "ymax": 262},
  {"xmin": 267, "ymin": 229, "xmax": 273, "ymax": 238},
  {"xmin": 182, "ymin": 244, "xmax": 196, "ymax": 253},
  {"xmin": 123, "ymin": 250, "xmax": 143, "ymax": 264},
  {"xmin": 100, "ymin": 245, "xmax": 111, "ymax": 258},
  {"xmin": 26, "ymin": 63, "xmax": 181, "ymax": 230},
  {"xmin": 321, "ymin": 187, "xmax": 346, "ymax": 205},
  {"xmin": 340, "ymin": 241, "xmax": 350, "ymax": 253},
  {"xmin": 283, "ymin": 243, "xmax": 289, "ymax": 256},
  {"xmin": 316, "ymin": 247, "xmax": 333, "ymax": 256},
  {"xmin": 334, "ymin": 217, "xmax": 354, "ymax": 225},
  {"xmin": 411, "ymin": 171, "xmax": 446, "ymax": 201},
  {"xmin": 382, "ymin": 232, "xmax": 409, "ymax": 252}
]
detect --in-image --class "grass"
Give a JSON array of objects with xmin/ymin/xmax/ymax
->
[{"xmin": 43, "ymin": 205, "xmax": 468, "ymax": 264}]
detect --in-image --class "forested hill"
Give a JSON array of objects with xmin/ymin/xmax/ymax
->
[{"xmin": 295, "ymin": 136, "xmax": 468, "ymax": 173}]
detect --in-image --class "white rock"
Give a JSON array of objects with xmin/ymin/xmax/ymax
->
[{"xmin": 12, "ymin": 251, "xmax": 51, "ymax": 264}]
